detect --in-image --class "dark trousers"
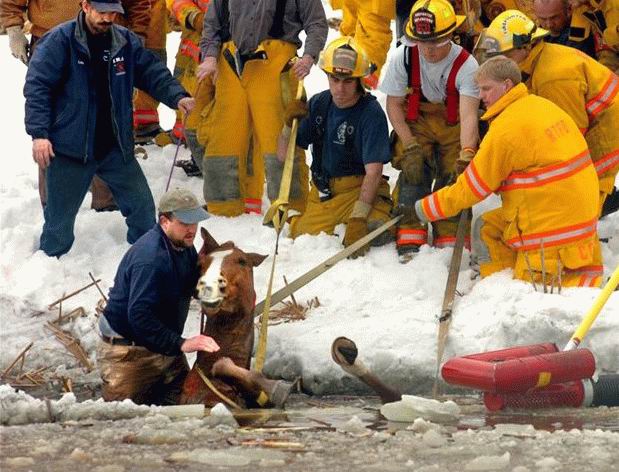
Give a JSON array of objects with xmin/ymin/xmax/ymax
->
[{"xmin": 40, "ymin": 147, "xmax": 155, "ymax": 257}]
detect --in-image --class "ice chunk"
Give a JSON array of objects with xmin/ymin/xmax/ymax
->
[
  {"xmin": 464, "ymin": 452, "xmax": 510, "ymax": 470},
  {"xmin": 205, "ymin": 402, "xmax": 239, "ymax": 428},
  {"xmin": 535, "ymin": 457, "xmax": 561, "ymax": 469},
  {"xmin": 69, "ymin": 448, "xmax": 93, "ymax": 461},
  {"xmin": 422, "ymin": 429, "xmax": 447, "ymax": 448},
  {"xmin": 339, "ymin": 415, "xmax": 368, "ymax": 434},
  {"xmin": 406, "ymin": 417, "xmax": 440, "ymax": 433},
  {"xmin": 158, "ymin": 404, "xmax": 204, "ymax": 419},
  {"xmin": 493, "ymin": 423, "xmax": 536, "ymax": 437},
  {"xmin": 380, "ymin": 395, "xmax": 461, "ymax": 423},
  {"xmin": 6, "ymin": 457, "xmax": 35, "ymax": 467},
  {"xmin": 168, "ymin": 448, "xmax": 251, "ymax": 467}
]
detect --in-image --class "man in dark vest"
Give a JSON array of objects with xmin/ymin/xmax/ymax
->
[
  {"xmin": 196, "ymin": 0, "xmax": 328, "ymax": 217},
  {"xmin": 380, "ymin": 0, "xmax": 480, "ymax": 262},
  {"xmin": 278, "ymin": 37, "xmax": 394, "ymax": 258}
]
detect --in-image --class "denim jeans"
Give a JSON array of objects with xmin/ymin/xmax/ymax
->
[{"xmin": 40, "ymin": 147, "xmax": 155, "ymax": 257}]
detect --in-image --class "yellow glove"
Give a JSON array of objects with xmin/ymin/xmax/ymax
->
[
  {"xmin": 283, "ymin": 99, "xmax": 308, "ymax": 127},
  {"xmin": 400, "ymin": 139, "xmax": 424, "ymax": 185},
  {"xmin": 455, "ymin": 148, "xmax": 476, "ymax": 175},
  {"xmin": 343, "ymin": 201, "xmax": 371, "ymax": 258}
]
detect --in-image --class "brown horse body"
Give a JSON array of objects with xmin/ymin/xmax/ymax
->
[{"xmin": 180, "ymin": 228, "xmax": 290, "ymax": 408}]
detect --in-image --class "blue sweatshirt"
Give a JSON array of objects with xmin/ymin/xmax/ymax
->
[{"xmin": 102, "ymin": 225, "xmax": 199, "ymax": 356}]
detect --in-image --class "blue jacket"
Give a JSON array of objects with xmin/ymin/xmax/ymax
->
[
  {"xmin": 24, "ymin": 13, "xmax": 188, "ymax": 162},
  {"xmin": 103, "ymin": 225, "xmax": 200, "ymax": 356}
]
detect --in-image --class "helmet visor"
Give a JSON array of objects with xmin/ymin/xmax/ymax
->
[{"xmin": 473, "ymin": 31, "xmax": 502, "ymax": 61}]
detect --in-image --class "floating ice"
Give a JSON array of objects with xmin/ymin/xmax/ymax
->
[
  {"xmin": 464, "ymin": 451, "xmax": 511, "ymax": 470},
  {"xmin": 380, "ymin": 395, "xmax": 461, "ymax": 423}
]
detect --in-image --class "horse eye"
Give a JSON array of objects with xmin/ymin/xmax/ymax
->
[{"xmin": 238, "ymin": 258, "xmax": 248, "ymax": 266}]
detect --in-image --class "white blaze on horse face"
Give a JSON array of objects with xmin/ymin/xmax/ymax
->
[{"xmin": 198, "ymin": 249, "xmax": 232, "ymax": 308}]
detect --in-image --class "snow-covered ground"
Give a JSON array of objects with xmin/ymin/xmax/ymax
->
[{"xmin": 1, "ymin": 4, "xmax": 618, "ymax": 410}]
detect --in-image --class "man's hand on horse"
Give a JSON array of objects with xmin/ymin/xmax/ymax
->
[
  {"xmin": 32, "ymin": 138, "xmax": 55, "ymax": 169},
  {"xmin": 181, "ymin": 334, "xmax": 220, "ymax": 353}
]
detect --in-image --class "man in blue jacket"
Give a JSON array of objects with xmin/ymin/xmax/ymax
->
[
  {"xmin": 97, "ymin": 188, "xmax": 220, "ymax": 405},
  {"xmin": 24, "ymin": 0, "xmax": 195, "ymax": 257}
]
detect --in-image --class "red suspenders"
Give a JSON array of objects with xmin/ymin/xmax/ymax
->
[{"xmin": 406, "ymin": 46, "xmax": 470, "ymax": 125}]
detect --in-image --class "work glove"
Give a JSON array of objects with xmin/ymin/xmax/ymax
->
[
  {"xmin": 400, "ymin": 139, "xmax": 424, "ymax": 185},
  {"xmin": 187, "ymin": 10, "xmax": 205, "ymax": 33},
  {"xmin": 283, "ymin": 99, "xmax": 308, "ymax": 127},
  {"xmin": 392, "ymin": 203, "xmax": 421, "ymax": 227},
  {"xmin": 343, "ymin": 200, "xmax": 371, "ymax": 258},
  {"xmin": 455, "ymin": 148, "xmax": 475, "ymax": 175},
  {"xmin": 7, "ymin": 26, "xmax": 29, "ymax": 65}
]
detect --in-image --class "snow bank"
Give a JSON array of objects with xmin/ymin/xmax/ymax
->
[{"xmin": 0, "ymin": 4, "xmax": 617, "ymax": 400}]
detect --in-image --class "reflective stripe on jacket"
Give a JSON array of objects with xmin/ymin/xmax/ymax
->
[{"xmin": 415, "ymin": 83, "xmax": 600, "ymax": 252}]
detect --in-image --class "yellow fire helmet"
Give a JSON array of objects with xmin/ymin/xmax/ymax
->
[
  {"xmin": 318, "ymin": 36, "xmax": 376, "ymax": 78},
  {"xmin": 475, "ymin": 9, "xmax": 549, "ymax": 57},
  {"xmin": 405, "ymin": 0, "xmax": 466, "ymax": 41}
]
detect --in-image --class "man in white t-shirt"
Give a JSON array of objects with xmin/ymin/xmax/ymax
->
[{"xmin": 380, "ymin": 0, "xmax": 480, "ymax": 262}]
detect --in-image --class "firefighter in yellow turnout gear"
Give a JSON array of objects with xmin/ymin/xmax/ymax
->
[
  {"xmin": 476, "ymin": 9, "xmax": 619, "ymax": 215},
  {"xmin": 278, "ymin": 37, "xmax": 394, "ymax": 257},
  {"xmin": 381, "ymin": 0, "xmax": 480, "ymax": 262},
  {"xmin": 329, "ymin": 0, "xmax": 395, "ymax": 89},
  {"xmin": 197, "ymin": 0, "xmax": 328, "ymax": 217},
  {"xmin": 134, "ymin": 0, "xmax": 169, "ymax": 142},
  {"xmin": 406, "ymin": 56, "xmax": 603, "ymax": 287},
  {"xmin": 167, "ymin": 0, "xmax": 210, "ymax": 168}
]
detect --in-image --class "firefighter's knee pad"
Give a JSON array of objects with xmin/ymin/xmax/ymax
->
[{"xmin": 202, "ymin": 155, "xmax": 242, "ymax": 215}]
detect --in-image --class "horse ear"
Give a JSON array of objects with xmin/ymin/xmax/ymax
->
[
  {"xmin": 246, "ymin": 253, "xmax": 268, "ymax": 267},
  {"xmin": 199, "ymin": 228, "xmax": 220, "ymax": 255},
  {"xmin": 220, "ymin": 241, "xmax": 236, "ymax": 251}
]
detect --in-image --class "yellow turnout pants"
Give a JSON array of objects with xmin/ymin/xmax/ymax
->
[
  {"xmin": 133, "ymin": 0, "xmax": 168, "ymax": 132},
  {"xmin": 338, "ymin": 0, "xmax": 394, "ymax": 87},
  {"xmin": 476, "ymin": 207, "xmax": 603, "ymax": 288},
  {"xmin": 393, "ymin": 102, "xmax": 470, "ymax": 250},
  {"xmin": 289, "ymin": 175, "xmax": 393, "ymax": 243},
  {"xmin": 202, "ymin": 40, "xmax": 308, "ymax": 216}
]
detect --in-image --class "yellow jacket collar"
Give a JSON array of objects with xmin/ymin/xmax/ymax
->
[
  {"xmin": 481, "ymin": 83, "xmax": 529, "ymax": 121},
  {"xmin": 518, "ymin": 41, "xmax": 545, "ymax": 77}
]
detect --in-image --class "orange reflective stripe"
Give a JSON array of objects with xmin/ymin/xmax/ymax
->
[
  {"xmin": 172, "ymin": 0, "xmax": 195, "ymax": 20},
  {"xmin": 586, "ymin": 73, "xmax": 619, "ymax": 119},
  {"xmin": 565, "ymin": 265, "xmax": 604, "ymax": 287},
  {"xmin": 180, "ymin": 39, "xmax": 200, "ymax": 62},
  {"xmin": 594, "ymin": 149, "xmax": 619, "ymax": 176},
  {"xmin": 133, "ymin": 109, "xmax": 159, "ymax": 125},
  {"xmin": 506, "ymin": 219, "xmax": 597, "ymax": 251},
  {"xmin": 244, "ymin": 198, "xmax": 262, "ymax": 214},
  {"xmin": 172, "ymin": 121, "xmax": 185, "ymax": 139},
  {"xmin": 464, "ymin": 160, "xmax": 492, "ymax": 199},
  {"xmin": 397, "ymin": 228, "xmax": 427, "ymax": 246},
  {"xmin": 434, "ymin": 235, "xmax": 471, "ymax": 250},
  {"xmin": 498, "ymin": 150, "xmax": 592, "ymax": 191},
  {"xmin": 420, "ymin": 193, "xmax": 445, "ymax": 222}
]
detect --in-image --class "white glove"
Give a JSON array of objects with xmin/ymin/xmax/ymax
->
[{"xmin": 7, "ymin": 26, "xmax": 29, "ymax": 65}]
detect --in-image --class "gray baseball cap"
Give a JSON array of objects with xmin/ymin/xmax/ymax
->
[
  {"xmin": 90, "ymin": 0, "xmax": 125, "ymax": 14},
  {"xmin": 158, "ymin": 188, "xmax": 210, "ymax": 224}
]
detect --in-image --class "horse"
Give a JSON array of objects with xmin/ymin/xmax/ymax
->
[{"xmin": 179, "ymin": 228, "xmax": 293, "ymax": 408}]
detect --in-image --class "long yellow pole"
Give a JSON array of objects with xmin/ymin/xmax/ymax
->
[{"xmin": 564, "ymin": 264, "xmax": 619, "ymax": 351}]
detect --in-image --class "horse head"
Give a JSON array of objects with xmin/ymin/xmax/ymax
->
[{"xmin": 196, "ymin": 228, "xmax": 267, "ymax": 318}]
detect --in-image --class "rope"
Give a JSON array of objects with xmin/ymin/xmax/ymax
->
[{"xmin": 195, "ymin": 366, "xmax": 242, "ymax": 410}]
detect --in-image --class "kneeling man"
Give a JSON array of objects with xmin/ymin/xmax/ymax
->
[
  {"xmin": 403, "ymin": 56, "xmax": 603, "ymax": 287},
  {"xmin": 97, "ymin": 188, "xmax": 219, "ymax": 405},
  {"xmin": 278, "ymin": 37, "xmax": 393, "ymax": 258}
]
